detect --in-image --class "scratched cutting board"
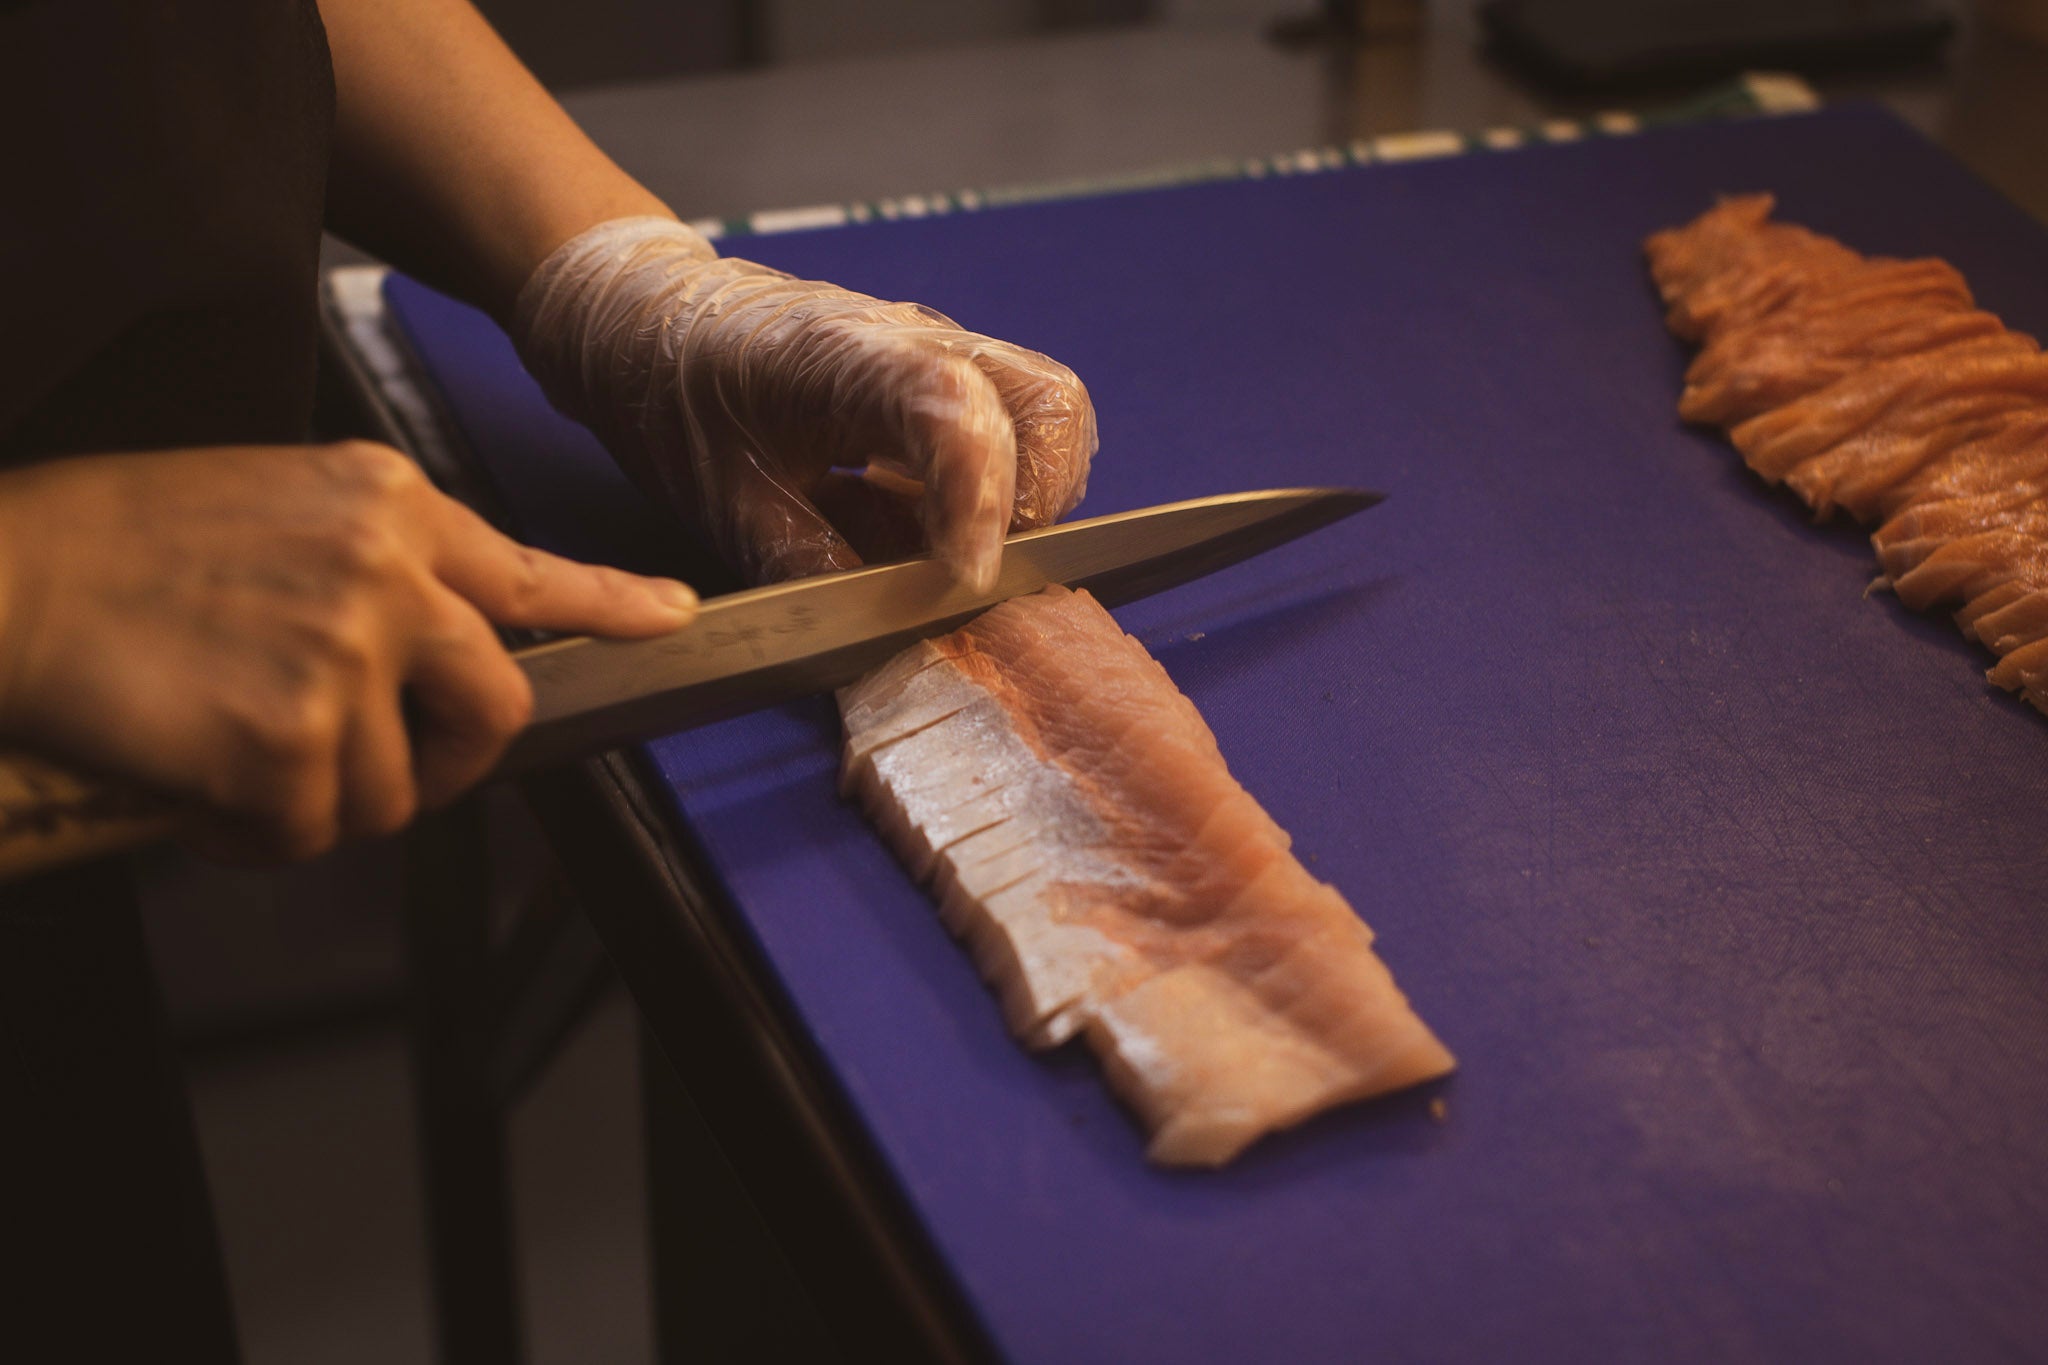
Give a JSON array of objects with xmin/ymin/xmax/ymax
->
[{"xmin": 385, "ymin": 107, "xmax": 2048, "ymax": 1362}]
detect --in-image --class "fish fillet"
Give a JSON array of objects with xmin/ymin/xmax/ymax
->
[
  {"xmin": 837, "ymin": 585, "xmax": 1454, "ymax": 1167},
  {"xmin": 1647, "ymin": 196, "xmax": 2048, "ymax": 713}
]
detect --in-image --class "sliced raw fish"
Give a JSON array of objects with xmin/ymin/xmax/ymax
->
[
  {"xmin": 1889, "ymin": 525, "xmax": 2048, "ymax": 613},
  {"xmin": 1645, "ymin": 195, "xmax": 1862, "ymax": 339},
  {"xmin": 1877, "ymin": 412, "xmax": 2048, "ymax": 515},
  {"xmin": 1787, "ymin": 369, "xmax": 2048, "ymax": 522},
  {"xmin": 1647, "ymin": 198, "xmax": 2048, "ymax": 713},
  {"xmin": 1971, "ymin": 589, "xmax": 2048, "ymax": 656},
  {"xmin": 1729, "ymin": 337, "xmax": 2043, "ymax": 486},
  {"xmin": 837, "ymin": 586, "xmax": 1453, "ymax": 1166},
  {"xmin": 1956, "ymin": 580, "xmax": 2035, "ymax": 642},
  {"xmin": 1681, "ymin": 301, "xmax": 1998, "ymax": 427}
]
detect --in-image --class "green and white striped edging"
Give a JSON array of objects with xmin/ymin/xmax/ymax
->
[{"xmin": 688, "ymin": 72, "xmax": 1818, "ymax": 242}]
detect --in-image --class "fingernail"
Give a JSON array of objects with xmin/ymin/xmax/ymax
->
[
  {"xmin": 959, "ymin": 542, "xmax": 1001, "ymax": 595},
  {"xmin": 652, "ymin": 579, "xmax": 699, "ymax": 614}
]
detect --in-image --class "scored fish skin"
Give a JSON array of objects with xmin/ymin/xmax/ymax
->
[
  {"xmin": 1648, "ymin": 199, "xmax": 2048, "ymax": 712},
  {"xmin": 836, "ymin": 585, "xmax": 1454, "ymax": 1166}
]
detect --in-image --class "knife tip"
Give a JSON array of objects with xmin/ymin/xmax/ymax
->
[{"xmin": 1322, "ymin": 487, "xmax": 1385, "ymax": 515}]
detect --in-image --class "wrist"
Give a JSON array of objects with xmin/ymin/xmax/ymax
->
[
  {"xmin": 511, "ymin": 215, "xmax": 718, "ymax": 336},
  {"xmin": 490, "ymin": 185, "xmax": 682, "ymax": 312},
  {"xmin": 509, "ymin": 216, "xmax": 722, "ymax": 437}
]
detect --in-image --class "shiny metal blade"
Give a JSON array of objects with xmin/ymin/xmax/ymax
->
[{"xmin": 495, "ymin": 486, "xmax": 1380, "ymax": 774}]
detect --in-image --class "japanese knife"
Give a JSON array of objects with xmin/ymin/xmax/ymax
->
[{"xmin": 0, "ymin": 486, "xmax": 1378, "ymax": 880}]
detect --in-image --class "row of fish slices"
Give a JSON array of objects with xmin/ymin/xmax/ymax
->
[{"xmin": 1647, "ymin": 195, "xmax": 2048, "ymax": 713}]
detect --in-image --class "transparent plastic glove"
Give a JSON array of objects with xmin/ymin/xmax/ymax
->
[{"xmin": 511, "ymin": 217, "xmax": 1095, "ymax": 588}]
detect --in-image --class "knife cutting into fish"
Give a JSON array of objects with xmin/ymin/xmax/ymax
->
[{"xmin": 0, "ymin": 486, "xmax": 1378, "ymax": 882}]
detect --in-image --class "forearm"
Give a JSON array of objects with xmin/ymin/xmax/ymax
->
[{"xmin": 320, "ymin": 0, "xmax": 674, "ymax": 320}]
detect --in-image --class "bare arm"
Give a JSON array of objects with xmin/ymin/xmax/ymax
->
[
  {"xmin": 320, "ymin": 0, "xmax": 672, "ymax": 320},
  {"xmin": 318, "ymin": 0, "xmax": 1096, "ymax": 592}
]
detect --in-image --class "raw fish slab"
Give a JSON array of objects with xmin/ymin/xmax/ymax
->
[
  {"xmin": 385, "ymin": 107, "xmax": 2048, "ymax": 1363},
  {"xmin": 836, "ymin": 586, "xmax": 1455, "ymax": 1166}
]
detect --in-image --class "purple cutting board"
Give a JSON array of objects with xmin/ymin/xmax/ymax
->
[{"xmin": 385, "ymin": 107, "xmax": 2048, "ymax": 1362}]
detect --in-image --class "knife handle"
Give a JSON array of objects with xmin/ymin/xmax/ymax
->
[{"xmin": 0, "ymin": 749, "xmax": 174, "ymax": 883}]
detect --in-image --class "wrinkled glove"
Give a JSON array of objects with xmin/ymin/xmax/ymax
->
[{"xmin": 512, "ymin": 216, "xmax": 1095, "ymax": 589}]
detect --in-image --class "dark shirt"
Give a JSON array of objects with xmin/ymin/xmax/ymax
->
[
  {"xmin": 0, "ymin": 5, "xmax": 338, "ymax": 1358},
  {"xmin": 0, "ymin": 0, "xmax": 335, "ymax": 462}
]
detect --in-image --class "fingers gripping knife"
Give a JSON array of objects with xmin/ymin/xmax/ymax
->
[{"xmin": 0, "ymin": 489, "xmax": 1379, "ymax": 881}]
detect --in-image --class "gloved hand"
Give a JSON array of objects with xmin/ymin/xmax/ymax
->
[{"xmin": 511, "ymin": 216, "xmax": 1095, "ymax": 589}]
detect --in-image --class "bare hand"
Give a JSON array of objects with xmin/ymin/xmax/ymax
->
[{"xmin": 0, "ymin": 441, "xmax": 697, "ymax": 859}]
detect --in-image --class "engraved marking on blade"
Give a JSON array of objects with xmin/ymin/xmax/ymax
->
[{"xmin": 705, "ymin": 603, "xmax": 821, "ymax": 664}]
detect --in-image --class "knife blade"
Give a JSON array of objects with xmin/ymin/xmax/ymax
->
[
  {"xmin": 499, "ymin": 486, "xmax": 1379, "ymax": 774},
  {"xmin": 0, "ymin": 486, "xmax": 1377, "ymax": 880}
]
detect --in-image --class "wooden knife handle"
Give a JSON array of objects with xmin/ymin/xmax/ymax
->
[{"xmin": 0, "ymin": 749, "xmax": 175, "ymax": 883}]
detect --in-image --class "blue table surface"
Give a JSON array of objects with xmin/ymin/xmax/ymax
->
[{"xmin": 386, "ymin": 107, "xmax": 2048, "ymax": 1362}]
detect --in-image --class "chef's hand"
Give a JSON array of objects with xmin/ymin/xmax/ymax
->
[
  {"xmin": 511, "ymin": 217, "xmax": 1096, "ymax": 588},
  {"xmin": 0, "ymin": 441, "xmax": 698, "ymax": 860}
]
